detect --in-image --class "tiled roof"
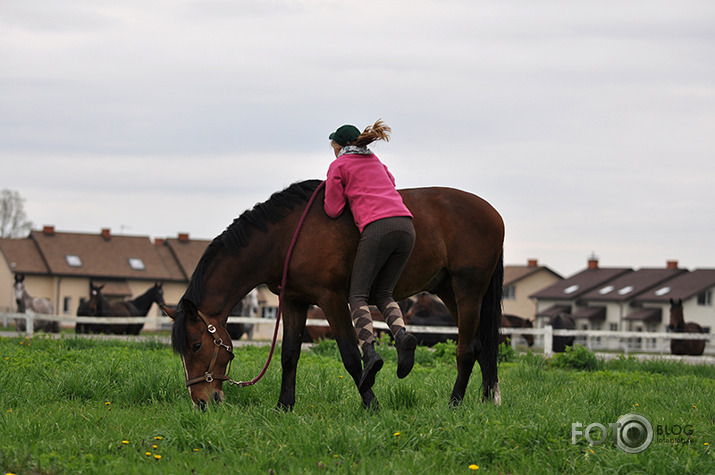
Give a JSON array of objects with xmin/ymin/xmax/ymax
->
[
  {"xmin": 530, "ymin": 266, "xmax": 631, "ymax": 300},
  {"xmin": 504, "ymin": 264, "xmax": 561, "ymax": 286},
  {"xmin": 579, "ymin": 268, "xmax": 687, "ymax": 302},
  {"xmin": 163, "ymin": 236, "xmax": 213, "ymax": 280},
  {"xmin": 0, "ymin": 237, "xmax": 48, "ymax": 274},
  {"xmin": 634, "ymin": 269, "xmax": 715, "ymax": 303},
  {"xmin": 28, "ymin": 228, "xmax": 180, "ymax": 281}
]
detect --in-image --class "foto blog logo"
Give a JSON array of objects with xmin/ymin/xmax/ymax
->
[{"xmin": 572, "ymin": 413, "xmax": 654, "ymax": 454}]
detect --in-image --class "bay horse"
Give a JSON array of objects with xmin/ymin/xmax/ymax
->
[
  {"xmin": 500, "ymin": 315, "xmax": 534, "ymax": 347},
  {"xmin": 165, "ymin": 180, "xmax": 504, "ymax": 410},
  {"xmin": 76, "ymin": 282, "xmax": 164, "ymax": 334},
  {"xmin": 668, "ymin": 298, "xmax": 706, "ymax": 356},
  {"xmin": 13, "ymin": 273, "xmax": 59, "ymax": 333},
  {"xmin": 403, "ymin": 292, "xmax": 456, "ymax": 346}
]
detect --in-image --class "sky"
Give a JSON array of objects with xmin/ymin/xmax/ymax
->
[{"xmin": 1, "ymin": 0, "xmax": 714, "ymax": 277}]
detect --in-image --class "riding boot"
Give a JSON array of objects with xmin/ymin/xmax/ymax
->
[
  {"xmin": 394, "ymin": 327, "xmax": 417, "ymax": 379},
  {"xmin": 359, "ymin": 342, "xmax": 383, "ymax": 393}
]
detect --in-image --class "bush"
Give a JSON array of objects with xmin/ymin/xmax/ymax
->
[
  {"xmin": 498, "ymin": 339, "xmax": 518, "ymax": 363},
  {"xmin": 550, "ymin": 344, "xmax": 601, "ymax": 371}
]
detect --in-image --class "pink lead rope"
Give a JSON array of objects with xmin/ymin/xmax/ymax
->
[{"xmin": 229, "ymin": 180, "xmax": 326, "ymax": 388}]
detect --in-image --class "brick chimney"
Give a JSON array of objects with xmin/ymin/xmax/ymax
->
[
  {"xmin": 101, "ymin": 228, "xmax": 111, "ymax": 240},
  {"xmin": 178, "ymin": 233, "xmax": 190, "ymax": 243},
  {"xmin": 587, "ymin": 253, "xmax": 599, "ymax": 270},
  {"xmin": 666, "ymin": 260, "xmax": 678, "ymax": 270},
  {"xmin": 42, "ymin": 225, "xmax": 55, "ymax": 236},
  {"xmin": 527, "ymin": 259, "xmax": 538, "ymax": 268},
  {"xmin": 154, "ymin": 238, "xmax": 165, "ymax": 246}
]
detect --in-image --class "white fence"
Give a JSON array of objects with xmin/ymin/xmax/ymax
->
[{"xmin": 2, "ymin": 312, "xmax": 713, "ymax": 356}]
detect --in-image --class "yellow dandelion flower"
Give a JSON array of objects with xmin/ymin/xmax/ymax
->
[
  {"xmin": 589, "ymin": 449, "xmax": 595, "ymax": 454},
  {"xmin": 154, "ymin": 436, "xmax": 163, "ymax": 440},
  {"xmin": 193, "ymin": 448, "xmax": 200, "ymax": 452},
  {"xmin": 152, "ymin": 445, "xmax": 158, "ymax": 449},
  {"xmin": 154, "ymin": 454, "xmax": 162, "ymax": 460},
  {"xmin": 105, "ymin": 402, "xmax": 111, "ymax": 405},
  {"xmin": 334, "ymin": 454, "xmax": 340, "ymax": 458},
  {"xmin": 122, "ymin": 440, "xmax": 129, "ymax": 445},
  {"xmin": 145, "ymin": 452, "xmax": 152, "ymax": 456},
  {"xmin": 705, "ymin": 442, "xmax": 710, "ymax": 446},
  {"xmin": 469, "ymin": 464, "xmax": 479, "ymax": 470},
  {"xmin": 393, "ymin": 432, "xmax": 401, "ymax": 437},
  {"xmin": 634, "ymin": 403, "xmax": 639, "ymax": 407},
  {"xmin": 693, "ymin": 405, "xmax": 697, "ymax": 409}
]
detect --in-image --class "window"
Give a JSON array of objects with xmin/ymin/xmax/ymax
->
[
  {"xmin": 262, "ymin": 307, "xmax": 278, "ymax": 319},
  {"xmin": 655, "ymin": 287, "xmax": 671, "ymax": 296},
  {"xmin": 609, "ymin": 323, "xmax": 618, "ymax": 331},
  {"xmin": 63, "ymin": 297, "xmax": 72, "ymax": 314},
  {"xmin": 599, "ymin": 285, "xmax": 614, "ymax": 295},
  {"xmin": 503, "ymin": 285, "xmax": 516, "ymax": 300},
  {"xmin": 697, "ymin": 290, "xmax": 712, "ymax": 306},
  {"xmin": 564, "ymin": 284, "xmax": 580, "ymax": 294},
  {"xmin": 65, "ymin": 255, "xmax": 82, "ymax": 267},
  {"xmin": 618, "ymin": 286, "xmax": 634, "ymax": 295},
  {"xmin": 128, "ymin": 258, "xmax": 146, "ymax": 271}
]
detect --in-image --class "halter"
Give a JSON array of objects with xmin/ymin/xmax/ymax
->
[{"xmin": 184, "ymin": 310, "xmax": 236, "ymax": 387}]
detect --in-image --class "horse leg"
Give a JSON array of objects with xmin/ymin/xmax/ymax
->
[
  {"xmin": 277, "ymin": 299, "xmax": 309, "ymax": 411},
  {"xmin": 320, "ymin": 297, "xmax": 378, "ymax": 409}
]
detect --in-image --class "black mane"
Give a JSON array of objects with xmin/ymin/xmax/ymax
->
[{"xmin": 172, "ymin": 179, "xmax": 322, "ymax": 354}]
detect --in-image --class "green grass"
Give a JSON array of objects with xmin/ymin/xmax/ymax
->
[{"xmin": 1, "ymin": 335, "xmax": 713, "ymax": 474}]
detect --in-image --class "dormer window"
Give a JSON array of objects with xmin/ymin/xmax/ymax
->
[
  {"xmin": 65, "ymin": 255, "xmax": 82, "ymax": 267},
  {"xmin": 564, "ymin": 285, "xmax": 580, "ymax": 294},
  {"xmin": 128, "ymin": 258, "xmax": 146, "ymax": 271}
]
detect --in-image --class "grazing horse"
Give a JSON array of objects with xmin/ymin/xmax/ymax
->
[
  {"xmin": 668, "ymin": 298, "xmax": 706, "ymax": 356},
  {"xmin": 500, "ymin": 315, "xmax": 534, "ymax": 347},
  {"xmin": 76, "ymin": 282, "xmax": 164, "ymax": 334},
  {"xmin": 13, "ymin": 274, "xmax": 59, "ymax": 333},
  {"xmin": 165, "ymin": 180, "xmax": 504, "ymax": 410},
  {"xmin": 550, "ymin": 314, "xmax": 575, "ymax": 353}
]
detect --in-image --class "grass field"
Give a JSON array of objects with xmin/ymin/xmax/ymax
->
[{"xmin": 1, "ymin": 334, "xmax": 713, "ymax": 474}]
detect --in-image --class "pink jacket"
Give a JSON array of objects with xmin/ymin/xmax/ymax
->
[{"xmin": 324, "ymin": 153, "xmax": 412, "ymax": 232}]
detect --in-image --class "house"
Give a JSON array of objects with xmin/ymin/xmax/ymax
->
[
  {"xmin": 530, "ymin": 257, "xmax": 631, "ymax": 328},
  {"xmin": 503, "ymin": 259, "xmax": 562, "ymax": 320},
  {"xmin": 0, "ymin": 226, "xmax": 280, "ymax": 332}
]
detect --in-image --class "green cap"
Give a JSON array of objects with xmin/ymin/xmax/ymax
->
[{"xmin": 329, "ymin": 124, "xmax": 361, "ymax": 146}]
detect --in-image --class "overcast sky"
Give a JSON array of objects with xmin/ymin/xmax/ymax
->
[{"xmin": 2, "ymin": 0, "xmax": 714, "ymax": 277}]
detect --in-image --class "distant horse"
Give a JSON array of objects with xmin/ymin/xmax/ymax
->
[
  {"xmin": 668, "ymin": 298, "xmax": 706, "ymax": 356},
  {"xmin": 164, "ymin": 180, "xmax": 504, "ymax": 410},
  {"xmin": 550, "ymin": 314, "xmax": 575, "ymax": 353},
  {"xmin": 13, "ymin": 273, "xmax": 59, "ymax": 333},
  {"xmin": 226, "ymin": 288, "xmax": 259, "ymax": 340},
  {"xmin": 500, "ymin": 315, "xmax": 534, "ymax": 347},
  {"xmin": 404, "ymin": 292, "xmax": 456, "ymax": 346},
  {"xmin": 76, "ymin": 282, "xmax": 164, "ymax": 335}
]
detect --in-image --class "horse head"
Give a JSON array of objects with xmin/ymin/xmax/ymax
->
[
  {"xmin": 164, "ymin": 300, "xmax": 235, "ymax": 409},
  {"xmin": 85, "ymin": 282, "xmax": 107, "ymax": 316},
  {"xmin": 668, "ymin": 298, "xmax": 684, "ymax": 331},
  {"xmin": 152, "ymin": 282, "xmax": 166, "ymax": 306},
  {"xmin": 13, "ymin": 274, "xmax": 27, "ymax": 311}
]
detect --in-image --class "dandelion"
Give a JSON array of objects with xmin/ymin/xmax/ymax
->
[
  {"xmin": 145, "ymin": 452, "xmax": 152, "ymax": 456},
  {"xmin": 393, "ymin": 432, "xmax": 401, "ymax": 437},
  {"xmin": 469, "ymin": 464, "xmax": 479, "ymax": 470},
  {"xmin": 154, "ymin": 436, "xmax": 163, "ymax": 440},
  {"xmin": 634, "ymin": 403, "xmax": 639, "ymax": 407},
  {"xmin": 122, "ymin": 440, "xmax": 129, "ymax": 445},
  {"xmin": 193, "ymin": 448, "xmax": 200, "ymax": 452},
  {"xmin": 693, "ymin": 405, "xmax": 697, "ymax": 409},
  {"xmin": 154, "ymin": 454, "xmax": 162, "ymax": 460},
  {"xmin": 105, "ymin": 402, "xmax": 111, "ymax": 406},
  {"xmin": 589, "ymin": 449, "xmax": 595, "ymax": 454},
  {"xmin": 705, "ymin": 442, "xmax": 710, "ymax": 446}
]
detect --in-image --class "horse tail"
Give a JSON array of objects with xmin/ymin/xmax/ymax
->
[{"xmin": 478, "ymin": 250, "xmax": 503, "ymax": 392}]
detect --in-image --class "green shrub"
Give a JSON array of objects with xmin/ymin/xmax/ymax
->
[
  {"xmin": 498, "ymin": 339, "xmax": 518, "ymax": 363},
  {"xmin": 550, "ymin": 344, "xmax": 601, "ymax": 371}
]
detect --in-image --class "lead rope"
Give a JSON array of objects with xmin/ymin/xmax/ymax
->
[{"xmin": 229, "ymin": 180, "xmax": 326, "ymax": 388}]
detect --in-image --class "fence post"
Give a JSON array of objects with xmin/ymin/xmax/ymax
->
[
  {"xmin": 25, "ymin": 312, "xmax": 34, "ymax": 338},
  {"xmin": 544, "ymin": 325, "xmax": 553, "ymax": 356}
]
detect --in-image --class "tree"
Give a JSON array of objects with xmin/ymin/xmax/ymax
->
[{"xmin": 0, "ymin": 189, "xmax": 33, "ymax": 238}]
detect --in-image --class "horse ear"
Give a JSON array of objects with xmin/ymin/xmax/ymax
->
[{"xmin": 159, "ymin": 304, "xmax": 177, "ymax": 320}]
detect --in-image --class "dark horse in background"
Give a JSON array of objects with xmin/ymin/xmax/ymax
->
[
  {"xmin": 165, "ymin": 180, "xmax": 504, "ymax": 410},
  {"xmin": 550, "ymin": 313, "xmax": 575, "ymax": 353},
  {"xmin": 500, "ymin": 315, "xmax": 534, "ymax": 347},
  {"xmin": 76, "ymin": 282, "xmax": 165, "ymax": 335},
  {"xmin": 403, "ymin": 292, "xmax": 456, "ymax": 346},
  {"xmin": 668, "ymin": 298, "xmax": 706, "ymax": 356},
  {"xmin": 13, "ymin": 273, "xmax": 59, "ymax": 333}
]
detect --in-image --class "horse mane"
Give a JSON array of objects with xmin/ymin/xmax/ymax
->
[{"xmin": 172, "ymin": 179, "xmax": 322, "ymax": 354}]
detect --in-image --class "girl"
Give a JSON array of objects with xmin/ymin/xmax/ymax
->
[{"xmin": 324, "ymin": 119, "xmax": 418, "ymax": 393}]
